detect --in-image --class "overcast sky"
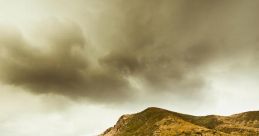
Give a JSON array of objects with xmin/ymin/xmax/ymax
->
[{"xmin": 0, "ymin": 0, "xmax": 259, "ymax": 135}]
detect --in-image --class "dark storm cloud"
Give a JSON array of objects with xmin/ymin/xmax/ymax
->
[
  {"xmin": 98, "ymin": 0, "xmax": 225, "ymax": 93},
  {"xmin": 0, "ymin": 22, "xmax": 131, "ymax": 103},
  {"xmin": 96, "ymin": 0, "xmax": 259, "ymax": 95},
  {"xmin": 0, "ymin": 0, "xmax": 259, "ymax": 103}
]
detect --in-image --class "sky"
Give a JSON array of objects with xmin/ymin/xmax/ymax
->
[{"xmin": 0, "ymin": 0, "xmax": 259, "ymax": 135}]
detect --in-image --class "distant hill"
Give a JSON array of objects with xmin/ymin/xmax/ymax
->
[{"xmin": 100, "ymin": 107, "xmax": 259, "ymax": 136}]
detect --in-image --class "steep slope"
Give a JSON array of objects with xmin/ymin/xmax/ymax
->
[{"xmin": 100, "ymin": 107, "xmax": 259, "ymax": 136}]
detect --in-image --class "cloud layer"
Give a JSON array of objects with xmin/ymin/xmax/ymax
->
[
  {"xmin": 0, "ymin": 22, "xmax": 131, "ymax": 103},
  {"xmin": 0, "ymin": 0, "xmax": 259, "ymax": 103}
]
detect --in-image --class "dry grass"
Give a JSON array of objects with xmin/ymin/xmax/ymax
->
[{"xmin": 101, "ymin": 107, "xmax": 259, "ymax": 136}]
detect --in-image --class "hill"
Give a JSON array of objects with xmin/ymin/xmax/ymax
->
[{"xmin": 100, "ymin": 107, "xmax": 259, "ymax": 136}]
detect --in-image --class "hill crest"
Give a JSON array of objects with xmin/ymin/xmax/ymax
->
[{"xmin": 100, "ymin": 107, "xmax": 259, "ymax": 136}]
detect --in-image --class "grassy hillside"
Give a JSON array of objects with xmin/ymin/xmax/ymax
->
[{"xmin": 100, "ymin": 107, "xmax": 259, "ymax": 136}]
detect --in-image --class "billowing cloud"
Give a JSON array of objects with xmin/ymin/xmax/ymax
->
[
  {"xmin": 96, "ymin": 0, "xmax": 259, "ymax": 94},
  {"xmin": 0, "ymin": 21, "xmax": 131, "ymax": 103},
  {"xmin": 0, "ymin": 0, "xmax": 259, "ymax": 103}
]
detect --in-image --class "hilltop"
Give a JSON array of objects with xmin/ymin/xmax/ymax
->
[{"xmin": 100, "ymin": 107, "xmax": 259, "ymax": 136}]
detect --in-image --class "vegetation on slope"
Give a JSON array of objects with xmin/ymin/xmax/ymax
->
[{"xmin": 100, "ymin": 107, "xmax": 259, "ymax": 136}]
